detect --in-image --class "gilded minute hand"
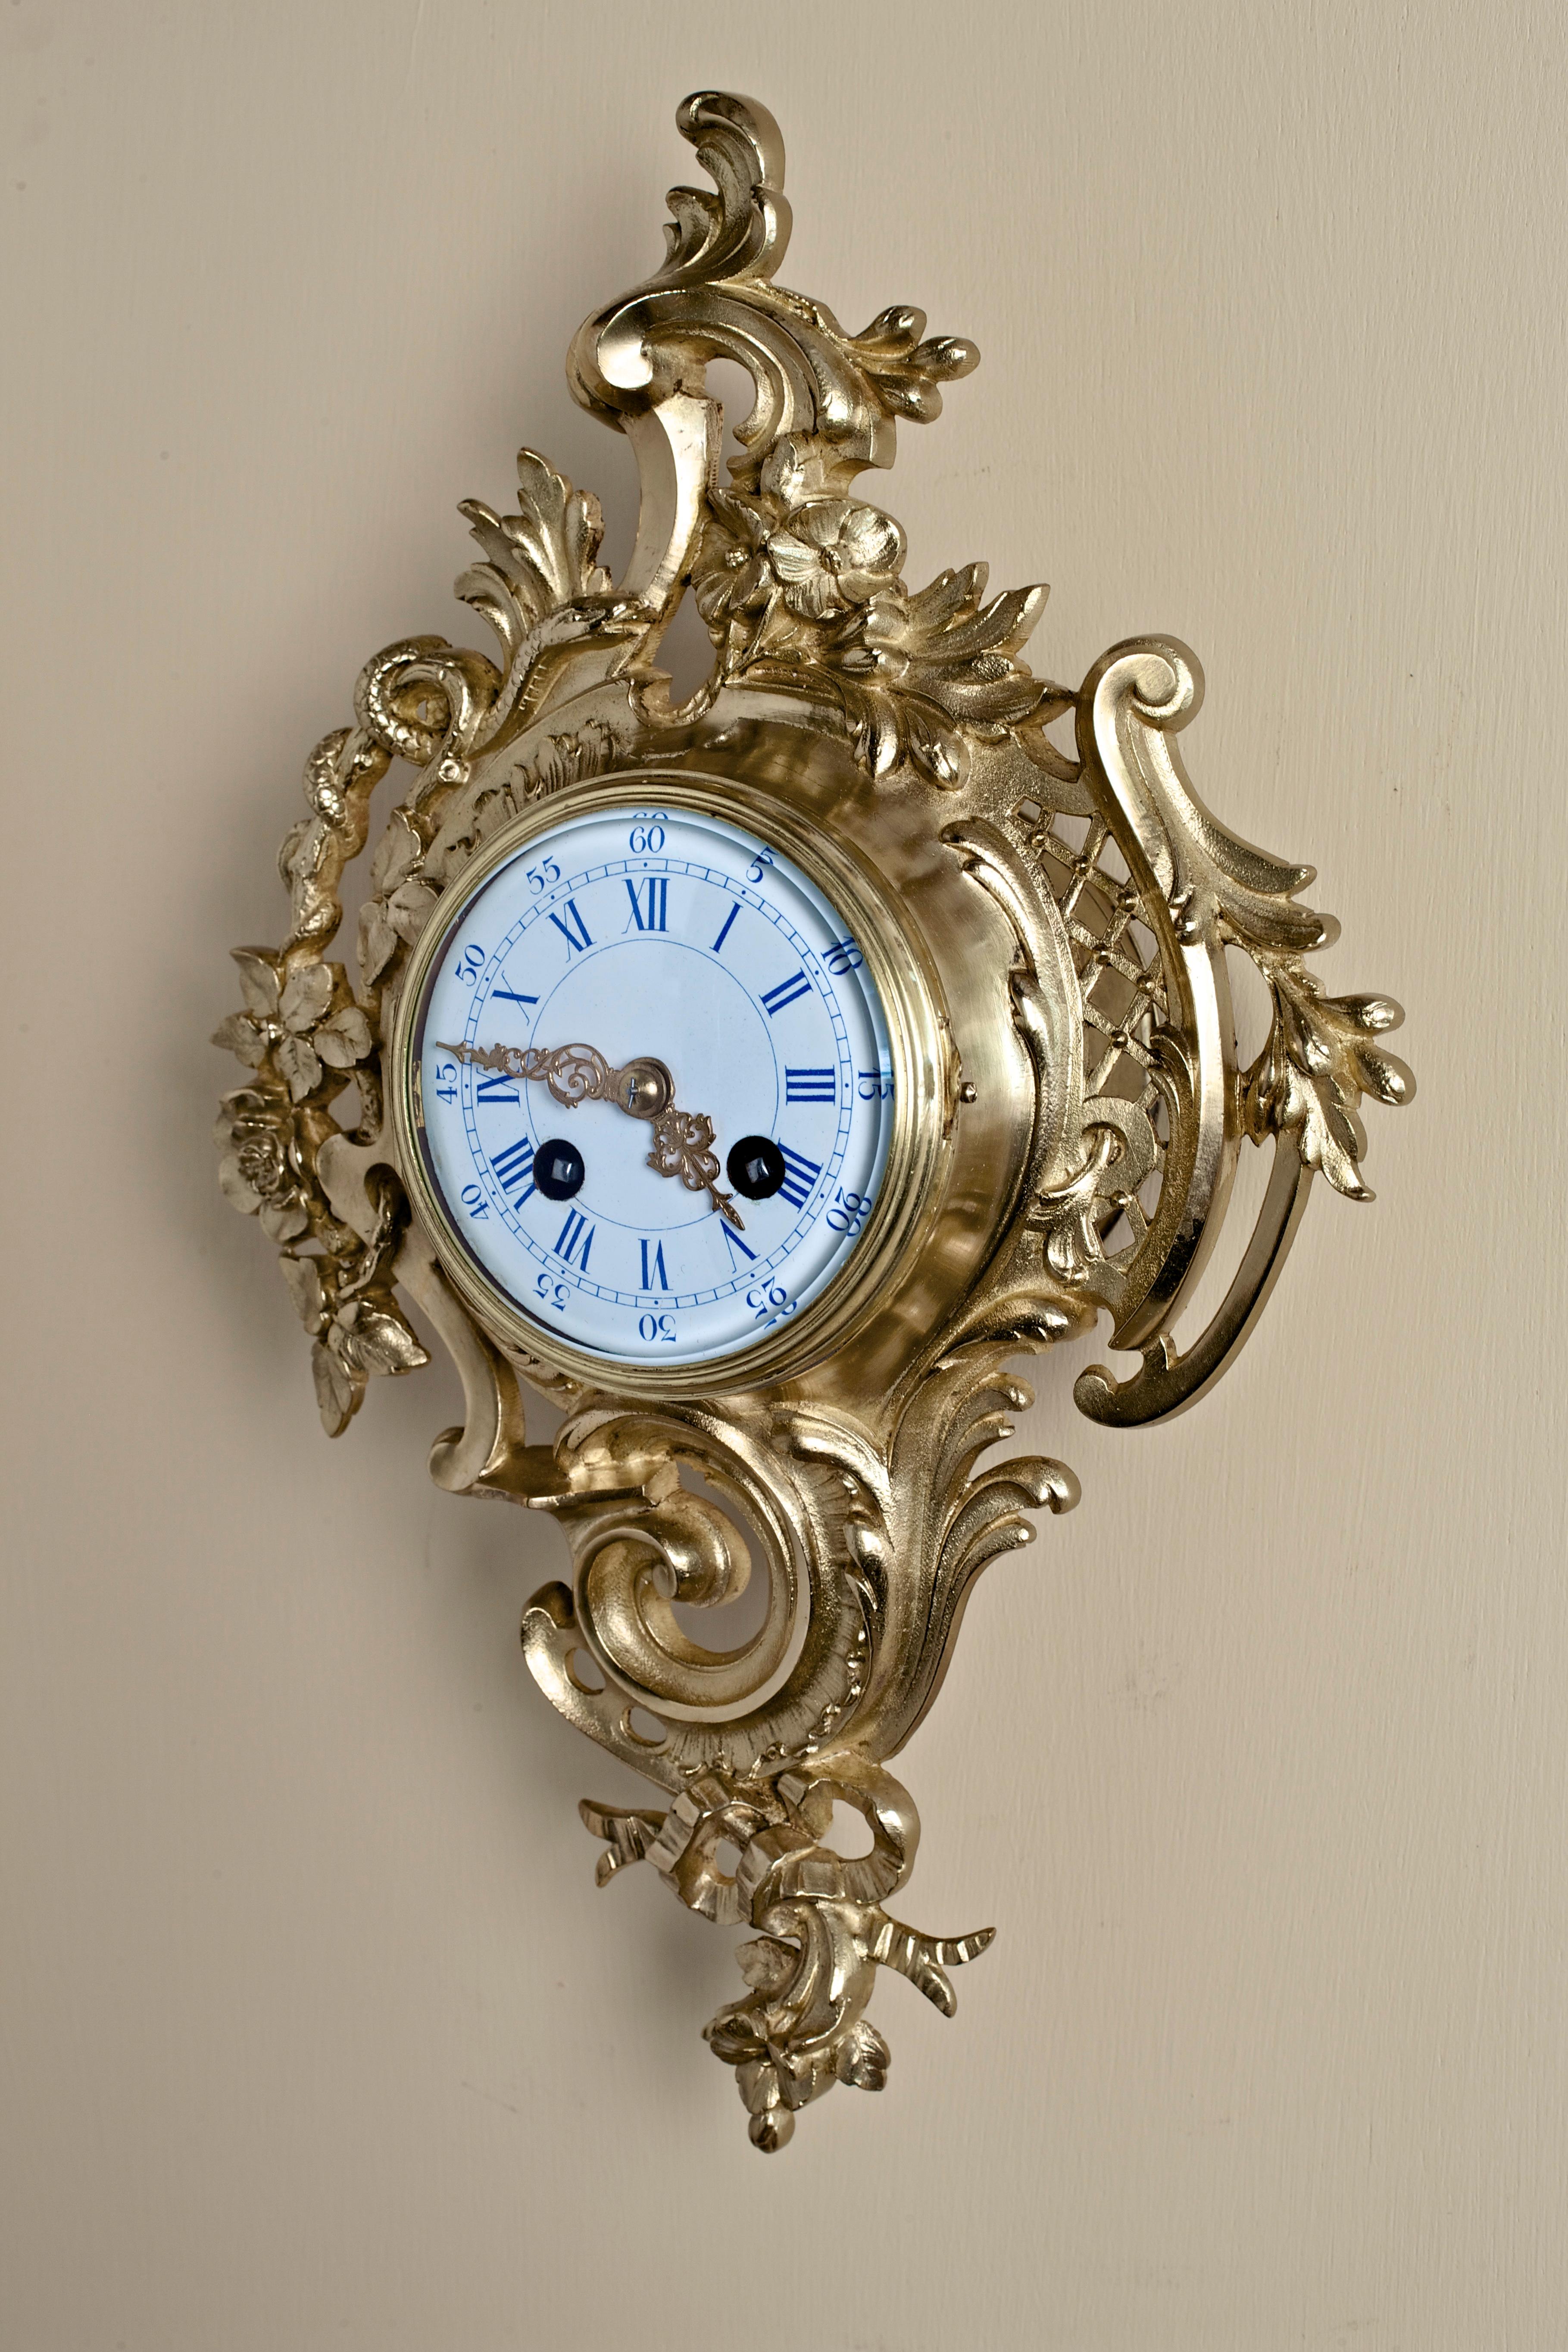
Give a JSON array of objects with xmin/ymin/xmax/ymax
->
[{"xmin": 438, "ymin": 1039, "xmax": 744, "ymax": 1230}]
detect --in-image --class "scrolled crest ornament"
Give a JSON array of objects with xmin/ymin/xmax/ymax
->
[{"xmin": 213, "ymin": 91, "xmax": 1413, "ymax": 2149}]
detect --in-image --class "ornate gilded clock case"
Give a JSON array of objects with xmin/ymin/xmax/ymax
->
[{"xmin": 213, "ymin": 92, "xmax": 1413, "ymax": 2150}]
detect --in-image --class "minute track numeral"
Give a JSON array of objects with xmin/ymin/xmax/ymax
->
[
  {"xmin": 760, "ymin": 970, "xmax": 812, "ymax": 1017},
  {"xmin": 553, "ymin": 1209, "xmax": 594, "ymax": 1271},
  {"xmin": 777, "ymin": 1144, "xmax": 822, "ymax": 1209},
  {"xmin": 624, "ymin": 877, "xmax": 668, "ymax": 932},
  {"xmin": 490, "ymin": 1136, "xmax": 536, "ymax": 1200},
  {"xmin": 549, "ymin": 899, "xmax": 593, "ymax": 955},
  {"xmin": 784, "ymin": 1067, "xmax": 835, "ymax": 1103}
]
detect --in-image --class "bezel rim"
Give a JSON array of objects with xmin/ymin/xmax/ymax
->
[{"xmin": 388, "ymin": 768, "xmax": 949, "ymax": 1397}]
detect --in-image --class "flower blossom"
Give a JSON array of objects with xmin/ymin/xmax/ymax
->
[
  {"xmin": 214, "ymin": 1089, "xmax": 310, "ymax": 1243},
  {"xmin": 762, "ymin": 499, "xmax": 906, "ymax": 621},
  {"xmin": 212, "ymin": 950, "xmax": 371, "ymax": 1103}
]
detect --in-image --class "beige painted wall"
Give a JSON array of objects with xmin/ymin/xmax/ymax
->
[{"xmin": 3, "ymin": 3, "xmax": 1563, "ymax": 2346}]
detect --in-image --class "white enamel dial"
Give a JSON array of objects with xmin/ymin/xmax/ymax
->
[{"xmin": 410, "ymin": 800, "xmax": 896, "ymax": 1368}]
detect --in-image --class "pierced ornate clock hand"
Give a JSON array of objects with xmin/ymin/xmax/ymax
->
[
  {"xmin": 441, "ymin": 1037, "xmax": 672, "ymax": 1116},
  {"xmin": 641, "ymin": 1105, "xmax": 746, "ymax": 1230},
  {"xmin": 439, "ymin": 1038, "xmax": 745, "ymax": 1228}
]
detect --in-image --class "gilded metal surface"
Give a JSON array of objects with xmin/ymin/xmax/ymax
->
[{"xmin": 213, "ymin": 91, "xmax": 1413, "ymax": 2147}]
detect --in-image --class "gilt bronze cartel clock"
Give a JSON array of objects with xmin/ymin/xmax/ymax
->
[{"xmin": 214, "ymin": 91, "xmax": 1412, "ymax": 2149}]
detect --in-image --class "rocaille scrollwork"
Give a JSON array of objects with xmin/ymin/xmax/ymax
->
[{"xmin": 214, "ymin": 90, "xmax": 1413, "ymax": 2146}]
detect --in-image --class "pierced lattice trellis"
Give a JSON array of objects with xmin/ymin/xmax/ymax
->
[{"xmin": 1014, "ymin": 800, "xmax": 1171, "ymax": 1260}]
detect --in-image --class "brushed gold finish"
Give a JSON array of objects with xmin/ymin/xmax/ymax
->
[{"xmin": 212, "ymin": 89, "xmax": 1413, "ymax": 2149}]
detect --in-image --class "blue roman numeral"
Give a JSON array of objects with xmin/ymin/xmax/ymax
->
[
  {"xmin": 640, "ymin": 1238, "xmax": 668, "ymax": 1290},
  {"xmin": 777, "ymin": 1144, "xmax": 821, "ymax": 1209},
  {"xmin": 721, "ymin": 1221, "xmax": 756, "ymax": 1266},
  {"xmin": 475, "ymin": 1074, "xmax": 520, "ymax": 1103},
  {"xmin": 784, "ymin": 1067, "xmax": 835, "ymax": 1103},
  {"xmin": 624, "ymin": 877, "xmax": 668, "ymax": 932},
  {"xmin": 491, "ymin": 987, "xmax": 538, "ymax": 1008},
  {"xmin": 761, "ymin": 970, "xmax": 812, "ymax": 1017},
  {"xmin": 711, "ymin": 903, "xmax": 739, "ymax": 955},
  {"xmin": 554, "ymin": 1209, "xmax": 594, "ymax": 1270},
  {"xmin": 490, "ymin": 1137, "xmax": 536, "ymax": 1199},
  {"xmin": 549, "ymin": 900, "xmax": 593, "ymax": 955}
]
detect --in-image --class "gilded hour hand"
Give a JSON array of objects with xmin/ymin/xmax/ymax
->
[{"xmin": 439, "ymin": 1038, "xmax": 744, "ymax": 1228}]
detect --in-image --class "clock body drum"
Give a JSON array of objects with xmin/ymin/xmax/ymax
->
[{"xmin": 390, "ymin": 750, "xmax": 1032, "ymax": 1398}]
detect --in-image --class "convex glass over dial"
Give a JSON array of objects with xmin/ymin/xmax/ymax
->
[{"xmin": 406, "ymin": 800, "xmax": 897, "ymax": 1368}]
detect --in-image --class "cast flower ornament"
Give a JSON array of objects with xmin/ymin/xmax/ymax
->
[
  {"xmin": 694, "ymin": 440, "xmax": 906, "ymax": 634},
  {"xmin": 764, "ymin": 498, "xmax": 906, "ymax": 619},
  {"xmin": 692, "ymin": 511, "xmax": 767, "ymax": 625},
  {"xmin": 211, "ymin": 949, "xmax": 372, "ymax": 1103},
  {"xmin": 278, "ymin": 1248, "xmax": 430, "ymax": 1439},
  {"xmin": 359, "ymin": 814, "xmax": 441, "ymax": 987},
  {"xmin": 690, "ymin": 431, "xmax": 1068, "ymax": 787},
  {"xmin": 212, "ymin": 928, "xmax": 427, "ymax": 1433},
  {"xmin": 214, "ymin": 1088, "xmax": 311, "ymax": 1243}
]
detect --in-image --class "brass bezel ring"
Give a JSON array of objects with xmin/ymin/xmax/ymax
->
[{"xmin": 388, "ymin": 769, "xmax": 950, "ymax": 1398}]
